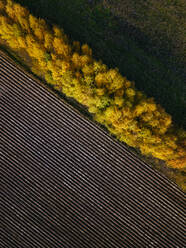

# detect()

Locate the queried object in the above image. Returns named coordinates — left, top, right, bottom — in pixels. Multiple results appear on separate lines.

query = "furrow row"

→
left=0, top=72, right=185, bottom=212
left=1, top=109, right=185, bottom=231
left=1, top=121, right=185, bottom=247
left=0, top=54, right=182, bottom=196
left=0, top=53, right=185, bottom=248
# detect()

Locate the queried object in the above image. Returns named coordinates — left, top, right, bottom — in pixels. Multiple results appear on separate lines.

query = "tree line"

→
left=0, top=0, right=185, bottom=169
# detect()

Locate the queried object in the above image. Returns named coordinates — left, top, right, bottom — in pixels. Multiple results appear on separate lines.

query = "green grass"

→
left=15, top=0, right=186, bottom=129
left=103, top=0, right=186, bottom=66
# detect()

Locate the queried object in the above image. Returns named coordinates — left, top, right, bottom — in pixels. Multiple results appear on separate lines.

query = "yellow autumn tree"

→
left=44, top=31, right=53, bottom=51
left=0, top=0, right=185, bottom=170
left=0, top=0, right=5, bottom=11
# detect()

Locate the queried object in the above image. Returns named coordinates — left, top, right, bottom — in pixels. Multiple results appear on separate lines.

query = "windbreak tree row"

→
left=0, top=0, right=185, bottom=169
